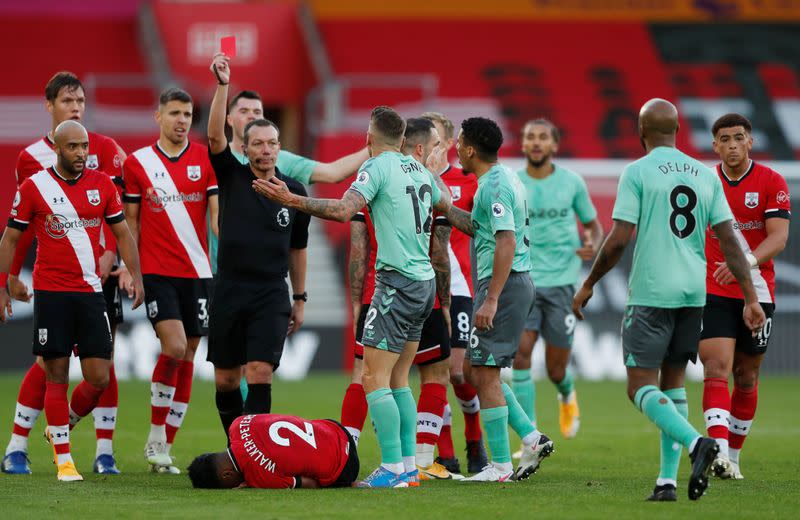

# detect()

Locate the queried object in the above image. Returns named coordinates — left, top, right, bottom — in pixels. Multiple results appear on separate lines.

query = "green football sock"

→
left=366, top=388, right=402, bottom=464
left=482, top=406, right=511, bottom=464
left=554, top=367, right=574, bottom=400
left=391, top=387, right=417, bottom=458
left=659, top=387, right=688, bottom=483
left=634, top=385, right=700, bottom=450
left=512, top=369, right=536, bottom=426
left=501, top=383, right=536, bottom=439
left=239, top=378, right=249, bottom=401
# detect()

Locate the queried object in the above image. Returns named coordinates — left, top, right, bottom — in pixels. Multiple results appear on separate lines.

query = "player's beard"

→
left=62, top=157, right=85, bottom=177
left=526, top=152, right=551, bottom=169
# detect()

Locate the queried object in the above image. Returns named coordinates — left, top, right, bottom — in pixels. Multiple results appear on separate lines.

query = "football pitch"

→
left=2, top=373, right=798, bottom=519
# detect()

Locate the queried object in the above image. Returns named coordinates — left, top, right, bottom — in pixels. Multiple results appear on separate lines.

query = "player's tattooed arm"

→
left=446, top=206, right=474, bottom=236
left=349, top=219, right=369, bottom=324
left=431, top=224, right=452, bottom=309
left=573, top=219, right=635, bottom=319
left=252, top=177, right=366, bottom=222
left=309, top=148, right=370, bottom=184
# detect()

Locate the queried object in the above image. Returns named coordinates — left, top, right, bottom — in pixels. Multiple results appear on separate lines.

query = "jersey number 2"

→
left=268, top=420, right=317, bottom=449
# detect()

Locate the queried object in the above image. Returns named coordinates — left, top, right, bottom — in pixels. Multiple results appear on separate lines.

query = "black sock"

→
left=215, top=389, right=243, bottom=441
left=243, top=383, right=271, bottom=415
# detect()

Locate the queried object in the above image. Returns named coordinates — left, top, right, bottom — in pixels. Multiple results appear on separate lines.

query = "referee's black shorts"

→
left=207, top=276, right=291, bottom=370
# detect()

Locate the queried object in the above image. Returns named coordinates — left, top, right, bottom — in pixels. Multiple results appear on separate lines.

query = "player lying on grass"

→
left=188, top=414, right=358, bottom=489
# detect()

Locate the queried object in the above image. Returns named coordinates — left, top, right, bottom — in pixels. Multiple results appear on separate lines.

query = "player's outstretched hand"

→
left=288, top=301, right=305, bottom=336
left=130, top=275, right=145, bottom=310
left=575, top=230, right=597, bottom=261
left=210, top=52, right=231, bottom=85
left=253, top=177, right=295, bottom=206
left=743, top=301, right=766, bottom=336
left=713, top=261, right=736, bottom=285
left=0, top=289, right=12, bottom=323
left=474, top=298, right=497, bottom=331
left=572, top=283, right=593, bottom=320
left=8, top=275, right=32, bottom=303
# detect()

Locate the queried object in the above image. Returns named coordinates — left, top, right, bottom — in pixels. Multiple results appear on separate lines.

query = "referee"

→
left=206, top=53, right=311, bottom=438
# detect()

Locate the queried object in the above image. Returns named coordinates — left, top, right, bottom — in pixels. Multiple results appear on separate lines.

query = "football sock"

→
left=149, top=354, right=180, bottom=442
left=6, top=363, right=46, bottom=455
left=501, top=383, right=537, bottom=442
left=415, top=383, right=447, bottom=467
left=93, top=365, right=118, bottom=457
left=703, top=377, right=731, bottom=457
left=45, top=382, right=72, bottom=465
left=658, top=387, right=688, bottom=486
left=366, top=388, right=402, bottom=467
left=340, top=383, right=367, bottom=446
left=239, top=378, right=249, bottom=401
left=512, top=369, right=536, bottom=426
left=392, top=387, right=417, bottom=470
left=68, top=381, right=105, bottom=427
left=634, top=385, right=700, bottom=450
left=729, top=383, right=758, bottom=457
left=481, top=406, right=511, bottom=464
left=243, top=383, right=271, bottom=415
left=436, top=403, right=455, bottom=459
left=215, top=389, right=243, bottom=440
left=554, top=368, right=574, bottom=400
left=166, top=360, right=194, bottom=452
left=453, top=382, right=483, bottom=442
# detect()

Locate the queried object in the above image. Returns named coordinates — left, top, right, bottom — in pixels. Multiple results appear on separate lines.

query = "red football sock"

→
left=453, top=382, right=482, bottom=442
left=437, top=403, right=455, bottom=459
left=68, top=381, right=105, bottom=428
left=729, top=384, right=758, bottom=450
left=340, top=383, right=367, bottom=444
left=416, top=383, right=447, bottom=445
left=94, top=365, right=118, bottom=443
left=703, top=377, right=731, bottom=444
left=45, top=382, right=72, bottom=463
left=11, top=363, right=47, bottom=438
left=150, top=354, right=180, bottom=427
left=166, top=361, right=194, bottom=445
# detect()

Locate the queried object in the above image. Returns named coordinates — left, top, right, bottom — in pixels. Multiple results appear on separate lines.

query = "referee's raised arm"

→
left=208, top=53, right=230, bottom=155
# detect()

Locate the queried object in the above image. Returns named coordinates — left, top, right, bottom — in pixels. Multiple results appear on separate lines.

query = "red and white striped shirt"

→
left=441, top=165, right=478, bottom=297
left=8, top=167, right=124, bottom=293
left=122, top=142, right=218, bottom=279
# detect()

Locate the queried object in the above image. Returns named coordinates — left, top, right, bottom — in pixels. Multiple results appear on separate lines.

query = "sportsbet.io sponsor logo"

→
left=45, top=214, right=101, bottom=239
left=145, top=187, right=203, bottom=212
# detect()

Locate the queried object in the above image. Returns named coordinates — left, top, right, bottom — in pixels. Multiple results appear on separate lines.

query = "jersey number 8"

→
left=669, top=185, right=697, bottom=239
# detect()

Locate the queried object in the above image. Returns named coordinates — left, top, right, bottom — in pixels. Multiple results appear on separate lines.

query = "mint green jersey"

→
left=612, top=146, right=732, bottom=308
left=518, top=165, right=597, bottom=287
left=472, top=164, right=531, bottom=281
left=349, top=151, right=441, bottom=281
left=208, top=148, right=319, bottom=273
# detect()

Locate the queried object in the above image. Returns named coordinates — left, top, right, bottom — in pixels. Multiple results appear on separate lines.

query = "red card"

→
left=221, top=36, right=236, bottom=58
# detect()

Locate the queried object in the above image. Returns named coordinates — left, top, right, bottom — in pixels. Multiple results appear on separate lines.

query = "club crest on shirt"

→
left=744, top=192, right=759, bottom=209
left=86, top=189, right=101, bottom=206
left=451, top=186, right=462, bottom=201
left=38, top=328, right=48, bottom=345
left=147, top=301, right=158, bottom=318
left=187, top=165, right=201, bottom=181
left=86, top=154, right=99, bottom=170
left=277, top=208, right=290, bottom=227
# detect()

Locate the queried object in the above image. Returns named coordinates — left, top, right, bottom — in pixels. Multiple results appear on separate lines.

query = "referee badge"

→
left=277, top=208, right=290, bottom=227
left=744, top=192, right=759, bottom=209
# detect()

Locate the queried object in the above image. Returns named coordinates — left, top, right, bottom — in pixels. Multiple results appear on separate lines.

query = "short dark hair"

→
left=45, top=72, right=83, bottom=102
left=461, top=117, right=503, bottom=162
left=404, top=117, right=436, bottom=147
left=159, top=87, right=193, bottom=107
left=523, top=118, right=560, bottom=143
left=370, top=106, right=406, bottom=143
left=712, top=113, right=752, bottom=137
left=229, top=90, right=263, bottom=112
left=243, top=119, right=279, bottom=145
left=421, top=112, right=454, bottom=140
left=187, top=453, right=224, bottom=489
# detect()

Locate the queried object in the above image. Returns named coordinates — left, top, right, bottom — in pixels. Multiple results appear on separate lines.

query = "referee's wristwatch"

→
left=293, top=292, right=308, bottom=302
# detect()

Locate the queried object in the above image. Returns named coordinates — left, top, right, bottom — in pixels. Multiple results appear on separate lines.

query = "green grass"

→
left=1, top=373, right=798, bottom=519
